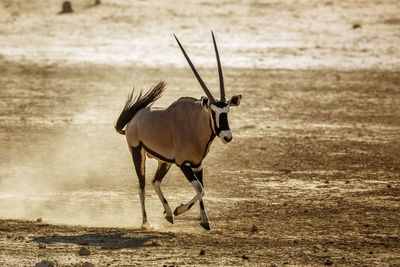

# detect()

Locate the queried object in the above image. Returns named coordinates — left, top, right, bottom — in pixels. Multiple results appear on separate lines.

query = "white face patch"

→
left=210, top=104, right=230, bottom=128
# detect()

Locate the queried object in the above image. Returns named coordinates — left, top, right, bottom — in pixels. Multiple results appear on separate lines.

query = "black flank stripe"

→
left=140, top=142, right=175, bottom=164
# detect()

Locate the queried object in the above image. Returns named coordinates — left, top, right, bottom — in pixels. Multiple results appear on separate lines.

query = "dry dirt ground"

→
left=1, top=0, right=400, bottom=266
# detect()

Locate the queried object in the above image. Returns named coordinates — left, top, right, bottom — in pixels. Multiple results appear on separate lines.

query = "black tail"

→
left=115, top=81, right=166, bottom=135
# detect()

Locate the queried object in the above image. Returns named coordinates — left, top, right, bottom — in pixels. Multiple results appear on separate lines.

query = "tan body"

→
left=115, top=33, right=242, bottom=230
left=126, top=97, right=214, bottom=167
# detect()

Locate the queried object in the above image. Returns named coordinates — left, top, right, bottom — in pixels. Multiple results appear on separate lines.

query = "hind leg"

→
left=130, top=144, right=150, bottom=229
left=152, top=161, right=173, bottom=224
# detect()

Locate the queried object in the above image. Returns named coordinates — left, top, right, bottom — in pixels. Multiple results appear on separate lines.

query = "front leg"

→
left=173, top=166, right=204, bottom=216
left=176, top=163, right=210, bottom=230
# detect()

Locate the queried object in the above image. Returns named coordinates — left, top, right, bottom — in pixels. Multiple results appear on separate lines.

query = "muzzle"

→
left=219, top=130, right=233, bottom=144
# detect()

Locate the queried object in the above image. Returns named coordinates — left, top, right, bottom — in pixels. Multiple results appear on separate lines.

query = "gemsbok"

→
left=115, top=32, right=242, bottom=230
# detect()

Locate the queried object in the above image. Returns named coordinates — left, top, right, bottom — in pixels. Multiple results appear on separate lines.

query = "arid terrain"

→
left=1, top=0, right=400, bottom=266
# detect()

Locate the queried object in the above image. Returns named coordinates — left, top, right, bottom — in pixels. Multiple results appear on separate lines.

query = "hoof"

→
left=173, top=204, right=183, bottom=216
left=173, top=208, right=179, bottom=216
left=141, top=222, right=152, bottom=230
left=165, top=215, right=174, bottom=224
left=200, top=222, right=210, bottom=231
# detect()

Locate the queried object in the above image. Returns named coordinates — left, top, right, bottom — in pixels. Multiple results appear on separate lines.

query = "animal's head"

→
left=174, top=32, right=242, bottom=144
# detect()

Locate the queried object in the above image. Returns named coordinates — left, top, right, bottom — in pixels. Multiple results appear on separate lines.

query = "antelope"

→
left=115, top=32, right=242, bottom=230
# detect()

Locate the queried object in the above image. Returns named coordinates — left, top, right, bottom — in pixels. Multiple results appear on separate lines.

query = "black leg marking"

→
left=180, top=163, right=197, bottom=182
left=180, top=164, right=210, bottom=230
left=152, top=162, right=173, bottom=224
left=188, top=203, right=194, bottom=210
left=131, top=145, right=145, bottom=190
left=194, top=169, right=204, bottom=187
left=131, top=145, right=148, bottom=227
left=152, top=162, right=171, bottom=183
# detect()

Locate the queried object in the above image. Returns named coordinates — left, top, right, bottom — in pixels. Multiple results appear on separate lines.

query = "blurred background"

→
left=0, top=1, right=399, bottom=265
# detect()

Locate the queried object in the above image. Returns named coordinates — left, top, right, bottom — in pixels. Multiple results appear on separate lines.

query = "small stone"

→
left=36, top=218, right=43, bottom=222
left=242, top=255, right=249, bottom=260
left=250, top=224, right=259, bottom=232
left=369, top=251, right=373, bottom=254
left=60, top=1, right=73, bottom=14
left=353, top=24, right=361, bottom=29
left=387, top=184, right=392, bottom=188
left=150, top=240, right=160, bottom=246
left=199, top=249, right=205, bottom=255
left=83, top=261, right=95, bottom=267
left=35, top=260, right=55, bottom=267
left=324, top=259, right=333, bottom=265
left=283, top=202, right=288, bottom=206
left=79, top=247, right=91, bottom=256
left=38, top=243, right=46, bottom=249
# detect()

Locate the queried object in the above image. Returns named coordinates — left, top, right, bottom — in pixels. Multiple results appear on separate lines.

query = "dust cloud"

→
left=0, top=112, right=167, bottom=228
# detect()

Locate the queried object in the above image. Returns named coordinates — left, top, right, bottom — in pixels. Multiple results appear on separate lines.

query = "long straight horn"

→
left=211, top=31, right=225, bottom=102
left=174, top=34, right=216, bottom=103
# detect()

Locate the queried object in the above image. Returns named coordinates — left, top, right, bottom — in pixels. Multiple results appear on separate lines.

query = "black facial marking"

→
left=211, top=110, right=219, bottom=135
left=214, top=101, right=228, bottom=108
left=219, top=112, right=230, bottom=131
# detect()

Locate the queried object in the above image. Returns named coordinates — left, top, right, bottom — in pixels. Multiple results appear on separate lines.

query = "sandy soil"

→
left=1, top=0, right=400, bottom=266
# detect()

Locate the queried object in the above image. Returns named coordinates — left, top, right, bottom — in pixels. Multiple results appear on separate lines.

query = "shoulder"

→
left=167, top=97, right=200, bottom=109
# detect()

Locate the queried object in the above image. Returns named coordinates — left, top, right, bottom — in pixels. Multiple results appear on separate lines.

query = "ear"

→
left=200, top=96, right=210, bottom=110
left=228, top=94, right=242, bottom=106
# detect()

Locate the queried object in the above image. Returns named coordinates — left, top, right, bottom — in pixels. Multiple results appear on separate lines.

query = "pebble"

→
left=199, top=249, right=205, bottom=255
left=250, top=224, right=259, bottom=232
left=324, top=259, right=333, bottom=265
left=242, top=255, right=249, bottom=260
left=83, top=261, right=95, bottom=267
left=36, top=218, right=43, bottom=223
left=79, top=247, right=91, bottom=256
left=35, top=260, right=55, bottom=267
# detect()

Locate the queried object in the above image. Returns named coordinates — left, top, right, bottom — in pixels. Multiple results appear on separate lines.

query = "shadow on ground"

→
left=32, top=231, right=175, bottom=250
